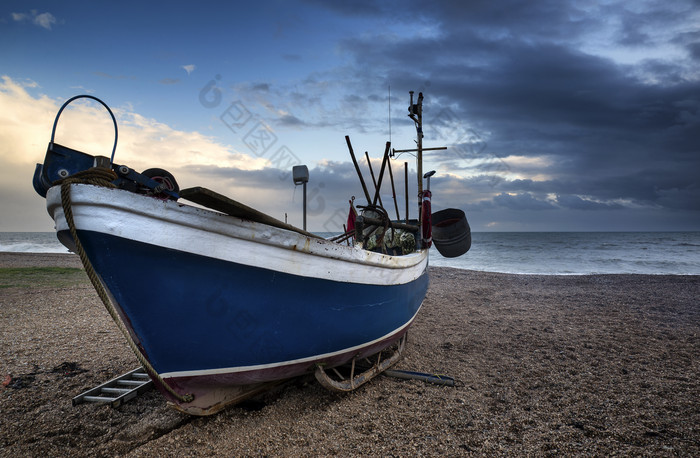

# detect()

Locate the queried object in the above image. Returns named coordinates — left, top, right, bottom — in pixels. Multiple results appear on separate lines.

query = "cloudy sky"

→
left=1, top=0, right=698, bottom=232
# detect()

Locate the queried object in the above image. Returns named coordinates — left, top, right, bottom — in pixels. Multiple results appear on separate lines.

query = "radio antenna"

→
left=388, top=85, right=392, bottom=147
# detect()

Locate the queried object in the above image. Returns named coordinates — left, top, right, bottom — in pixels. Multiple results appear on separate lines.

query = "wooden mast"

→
left=395, top=91, right=446, bottom=246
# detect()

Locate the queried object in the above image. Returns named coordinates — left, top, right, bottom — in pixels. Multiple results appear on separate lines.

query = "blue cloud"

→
left=12, top=10, right=57, bottom=30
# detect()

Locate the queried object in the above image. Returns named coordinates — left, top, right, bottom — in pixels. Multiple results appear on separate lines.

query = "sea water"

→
left=0, top=232, right=70, bottom=254
left=2, top=232, right=699, bottom=275
left=429, top=232, right=700, bottom=275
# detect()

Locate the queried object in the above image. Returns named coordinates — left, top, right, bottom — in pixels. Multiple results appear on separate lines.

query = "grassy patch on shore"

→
left=0, top=267, right=88, bottom=289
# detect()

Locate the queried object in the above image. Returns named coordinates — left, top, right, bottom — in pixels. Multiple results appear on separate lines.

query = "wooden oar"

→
left=180, top=187, right=321, bottom=239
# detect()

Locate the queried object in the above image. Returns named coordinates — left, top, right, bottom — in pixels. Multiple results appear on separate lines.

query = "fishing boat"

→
left=32, top=92, right=470, bottom=415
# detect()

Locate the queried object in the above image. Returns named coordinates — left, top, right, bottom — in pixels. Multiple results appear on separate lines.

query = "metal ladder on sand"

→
left=72, top=367, right=153, bottom=408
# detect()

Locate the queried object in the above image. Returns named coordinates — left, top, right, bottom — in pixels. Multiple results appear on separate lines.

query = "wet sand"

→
left=1, top=253, right=698, bottom=456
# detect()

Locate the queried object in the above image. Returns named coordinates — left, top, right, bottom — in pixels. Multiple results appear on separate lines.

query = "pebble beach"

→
left=1, top=252, right=699, bottom=456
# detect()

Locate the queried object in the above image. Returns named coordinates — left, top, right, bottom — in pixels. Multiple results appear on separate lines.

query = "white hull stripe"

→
left=47, top=185, right=428, bottom=286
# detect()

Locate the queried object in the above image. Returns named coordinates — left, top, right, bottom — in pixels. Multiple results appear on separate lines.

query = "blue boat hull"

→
left=69, top=228, right=428, bottom=375
left=46, top=184, right=430, bottom=413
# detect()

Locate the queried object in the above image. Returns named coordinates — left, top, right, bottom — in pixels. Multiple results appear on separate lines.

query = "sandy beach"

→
left=1, top=252, right=698, bottom=456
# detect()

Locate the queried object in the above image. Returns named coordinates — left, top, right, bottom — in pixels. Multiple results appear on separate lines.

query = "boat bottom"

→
left=161, top=330, right=410, bottom=415
left=166, top=379, right=290, bottom=416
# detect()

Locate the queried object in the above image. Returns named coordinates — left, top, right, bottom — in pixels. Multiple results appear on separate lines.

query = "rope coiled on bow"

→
left=57, top=168, right=194, bottom=403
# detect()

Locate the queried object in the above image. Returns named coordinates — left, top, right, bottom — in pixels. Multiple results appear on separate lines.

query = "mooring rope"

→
left=58, top=168, right=194, bottom=403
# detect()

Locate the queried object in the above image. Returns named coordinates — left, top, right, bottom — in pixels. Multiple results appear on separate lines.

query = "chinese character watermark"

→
left=199, top=76, right=336, bottom=225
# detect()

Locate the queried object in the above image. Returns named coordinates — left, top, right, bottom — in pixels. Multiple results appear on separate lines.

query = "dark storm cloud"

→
left=251, top=83, right=271, bottom=92
left=303, top=0, right=397, bottom=16
left=493, top=192, right=557, bottom=211
left=276, top=113, right=306, bottom=127
left=555, top=195, right=624, bottom=211
left=685, top=41, right=700, bottom=60
left=325, top=0, right=699, bottom=224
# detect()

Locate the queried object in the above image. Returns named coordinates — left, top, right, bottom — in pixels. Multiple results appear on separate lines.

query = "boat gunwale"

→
left=47, top=184, right=429, bottom=285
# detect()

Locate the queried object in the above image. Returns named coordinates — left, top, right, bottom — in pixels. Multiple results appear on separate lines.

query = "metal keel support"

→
left=314, top=335, right=406, bottom=392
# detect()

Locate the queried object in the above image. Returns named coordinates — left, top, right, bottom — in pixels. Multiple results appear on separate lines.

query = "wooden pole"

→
left=302, top=182, right=307, bottom=231
left=364, top=151, right=384, bottom=208
left=387, top=158, right=400, bottom=220
left=404, top=162, right=409, bottom=224
left=392, top=146, right=446, bottom=153
left=415, top=93, right=423, bottom=227
left=372, top=142, right=391, bottom=206
left=345, top=136, right=372, bottom=205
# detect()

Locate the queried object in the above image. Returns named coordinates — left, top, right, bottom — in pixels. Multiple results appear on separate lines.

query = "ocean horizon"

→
left=1, top=231, right=699, bottom=276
